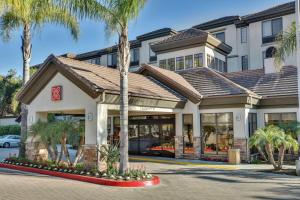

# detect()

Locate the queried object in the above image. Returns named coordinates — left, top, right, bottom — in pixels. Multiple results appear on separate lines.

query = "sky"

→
left=0, top=0, right=292, bottom=75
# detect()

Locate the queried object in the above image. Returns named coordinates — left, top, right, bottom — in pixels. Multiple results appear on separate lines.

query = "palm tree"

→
left=67, top=0, right=147, bottom=173
left=274, top=22, right=296, bottom=67
left=0, top=0, right=80, bottom=158
left=249, top=125, right=298, bottom=170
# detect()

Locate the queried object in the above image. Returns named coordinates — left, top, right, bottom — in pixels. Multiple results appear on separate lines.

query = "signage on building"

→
left=51, top=85, right=62, bottom=101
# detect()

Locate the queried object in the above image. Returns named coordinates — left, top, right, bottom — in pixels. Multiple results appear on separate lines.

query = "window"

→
left=107, top=53, right=117, bottom=68
left=194, top=53, right=203, bottom=67
left=149, top=43, right=157, bottom=62
left=248, top=113, right=257, bottom=137
left=185, top=55, right=193, bottom=69
left=183, top=114, right=193, bottom=154
left=207, top=54, right=213, bottom=68
left=213, top=32, right=225, bottom=42
left=207, top=55, right=226, bottom=72
left=262, top=18, right=282, bottom=43
left=176, top=56, right=184, bottom=70
left=241, top=55, right=248, bottom=71
left=130, top=48, right=139, bottom=64
left=86, top=57, right=101, bottom=65
left=201, top=113, right=234, bottom=155
left=265, top=46, right=277, bottom=58
left=167, top=58, right=175, bottom=71
left=241, top=27, right=247, bottom=43
left=265, top=113, right=297, bottom=126
left=159, top=59, right=167, bottom=69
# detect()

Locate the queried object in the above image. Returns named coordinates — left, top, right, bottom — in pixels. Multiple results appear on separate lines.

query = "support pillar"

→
left=175, top=113, right=183, bottom=158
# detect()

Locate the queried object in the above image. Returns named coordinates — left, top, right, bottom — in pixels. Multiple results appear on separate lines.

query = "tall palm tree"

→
left=275, top=22, right=296, bottom=67
left=0, top=0, right=80, bottom=158
left=68, top=0, right=147, bottom=173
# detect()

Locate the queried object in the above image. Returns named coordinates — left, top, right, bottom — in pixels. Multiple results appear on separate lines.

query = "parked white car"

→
left=0, top=135, right=21, bottom=148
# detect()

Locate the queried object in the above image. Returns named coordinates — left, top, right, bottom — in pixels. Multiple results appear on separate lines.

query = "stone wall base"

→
left=233, top=138, right=249, bottom=162
left=83, top=145, right=98, bottom=169
left=25, top=135, right=48, bottom=161
left=174, top=136, right=183, bottom=159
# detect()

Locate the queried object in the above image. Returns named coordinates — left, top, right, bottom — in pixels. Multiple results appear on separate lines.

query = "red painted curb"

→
left=0, top=163, right=160, bottom=187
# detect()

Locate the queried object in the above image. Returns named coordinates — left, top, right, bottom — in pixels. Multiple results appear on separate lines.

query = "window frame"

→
left=213, top=31, right=225, bottom=43
left=262, top=17, right=283, bottom=44
left=194, top=53, right=203, bottom=68
left=176, top=56, right=184, bottom=71
left=264, top=112, right=297, bottom=126
left=241, top=55, right=248, bottom=71
left=241, top=27, right=247, bottom=43
left=185, top=55, right=193, bottom=69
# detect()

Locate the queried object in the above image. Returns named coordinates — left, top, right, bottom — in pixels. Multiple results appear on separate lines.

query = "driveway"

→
left=0, top=160, right=299, bottom=200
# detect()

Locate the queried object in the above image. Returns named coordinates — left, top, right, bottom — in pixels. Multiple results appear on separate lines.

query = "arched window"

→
left=265, top=47, right=277, bottom=58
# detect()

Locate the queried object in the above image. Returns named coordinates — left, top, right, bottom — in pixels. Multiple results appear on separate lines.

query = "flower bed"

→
left=0, top=158, right=160, bottom=187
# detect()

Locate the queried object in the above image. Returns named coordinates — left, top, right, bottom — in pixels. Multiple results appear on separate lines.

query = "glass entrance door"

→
left=126, top=115, right=175, bottom=157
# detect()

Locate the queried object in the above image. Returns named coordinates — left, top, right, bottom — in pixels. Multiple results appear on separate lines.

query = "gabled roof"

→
left=193, top=16, right=240, bottom=30
left=223, top=66, right=298, bottom=98
left=150, top=28, right=232, bottom=55
left=177, top=67, right=260, bottom=99
left=138, top=64, right=202, bottom=103
left=17, top=55, right=186, bottom=104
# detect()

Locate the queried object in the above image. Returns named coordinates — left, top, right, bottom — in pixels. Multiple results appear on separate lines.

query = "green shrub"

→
left=0, top=124, right=20, bottom=136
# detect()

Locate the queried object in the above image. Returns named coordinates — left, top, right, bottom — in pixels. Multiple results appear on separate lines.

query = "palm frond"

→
left=274, top=21, right=296, bottom=68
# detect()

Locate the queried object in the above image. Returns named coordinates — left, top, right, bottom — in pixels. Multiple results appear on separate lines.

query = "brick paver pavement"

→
left=0, top=161, right=300, bottom=200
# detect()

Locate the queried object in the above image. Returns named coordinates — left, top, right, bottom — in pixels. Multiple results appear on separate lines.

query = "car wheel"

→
left=3, top=142, right=10, bottom=148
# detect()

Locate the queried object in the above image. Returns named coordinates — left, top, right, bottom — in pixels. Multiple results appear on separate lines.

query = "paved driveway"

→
left=0, top=160, right=299, bottom=200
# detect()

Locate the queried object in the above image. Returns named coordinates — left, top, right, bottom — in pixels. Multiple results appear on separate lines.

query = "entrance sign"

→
left=51, top=85, right=62, bottom=101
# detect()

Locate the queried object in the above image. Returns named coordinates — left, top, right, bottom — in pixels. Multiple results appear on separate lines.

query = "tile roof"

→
left=223, top=66, right=298, bottom=98
left=54, top=56, right=185, bottom=101
left=193, top=16, right=240, bottom=30
left=177, top=67, right=258, bottom=98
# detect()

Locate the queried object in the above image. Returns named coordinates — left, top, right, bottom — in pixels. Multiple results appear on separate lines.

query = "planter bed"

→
left=0, top=162, right=160, bottom=187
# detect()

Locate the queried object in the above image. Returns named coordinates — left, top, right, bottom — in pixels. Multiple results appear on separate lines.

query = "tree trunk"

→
left=47, top=142, right=57, bottom=161
left=257, top=146, right=268, bottom=161
left=118, top=26, right=130, bottom=174
left=73, top=136, right=85, bottom=166
left=61, top=135, right=72, bottom=166
left=19, top=23, right=32, bottom=158
left=56, top=143, right=64, bottom=164
left=277, top=145, right=285, bottom=170
left=265, top=143, right=278, bottom=170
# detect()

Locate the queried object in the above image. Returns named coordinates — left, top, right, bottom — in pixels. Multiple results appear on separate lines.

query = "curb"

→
left=0, top=163, right=160, bottom=187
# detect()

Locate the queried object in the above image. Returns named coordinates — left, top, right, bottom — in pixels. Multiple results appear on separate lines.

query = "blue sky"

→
left=0, top=0, right=292, bottom=75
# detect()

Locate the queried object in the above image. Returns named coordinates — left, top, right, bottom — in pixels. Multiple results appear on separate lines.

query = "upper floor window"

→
left=159, top=59, right=166, bottom=69
left=241, top=55, right=248, bottom=71
left=107, top=53, right=117, bottom=68
left=149, top=43, right=157, bottom=62
left=213, top=32, right=225, bottom=43
left=262, top=18, right=282, bottom=44
left=241, top=27, right=247, bottom=43
left=167, top=58, right=175, bottom=71
left=176, top=57, right=184, bottom=70
left=194, top=53, right=203, bottom=68
left=207, top=54, right=226, bottom=72
left=185, top=55, right=193, bottom=69
left=86, top=57, right=101, bottom=65
left=265, top=46, right=277, bottom=58
left=130, top=48, right=140, bottom=62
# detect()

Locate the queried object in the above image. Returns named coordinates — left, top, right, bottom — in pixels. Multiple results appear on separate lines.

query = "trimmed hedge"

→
left=0, top=125, right=21, bottom=136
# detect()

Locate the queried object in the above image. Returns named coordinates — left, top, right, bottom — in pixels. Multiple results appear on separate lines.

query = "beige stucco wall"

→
left=27, top=72, right=98, bottom=145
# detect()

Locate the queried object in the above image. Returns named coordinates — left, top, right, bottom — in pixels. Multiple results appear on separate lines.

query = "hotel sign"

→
left=51, top=85, right=62, bottom=101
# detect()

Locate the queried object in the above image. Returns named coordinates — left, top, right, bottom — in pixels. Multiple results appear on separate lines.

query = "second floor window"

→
left=194, top=53, right=203, bottom=68
left=176, top=57, right=184, bottom=70
left=241, top=55, right=248, bottom=71
left=213, top=32, right=225, bottom=43
left=241, top=27, right=247, bottom=43
left=159, top=59, right=166, bottom=69
left=167, top=58, right=175, bottom=71
left=185, top=55, right=193, bottom=69
left=262, top=18, right=282, bottom=44
left=130, top=48, right=139, bottom=63
left=107, top=53, right=117, bottom=67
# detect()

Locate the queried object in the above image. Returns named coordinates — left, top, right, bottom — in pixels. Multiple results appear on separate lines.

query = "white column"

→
left=193, top=111, right=201, bottom=137
left=97, top=103, right=108, bottom=146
